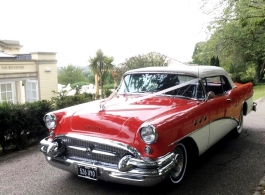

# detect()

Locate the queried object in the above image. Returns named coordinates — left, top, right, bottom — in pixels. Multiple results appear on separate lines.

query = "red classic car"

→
left=40, top=65, right=257, bottom=186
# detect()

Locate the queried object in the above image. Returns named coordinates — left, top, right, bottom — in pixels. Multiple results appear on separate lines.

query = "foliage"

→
left=71, top=81, right=91, bottom=89
left=88, top=49, right=114, bottom=98
left=192, top=42, right=209, bottom=65
left=104, top=88, right=113, bottom=97
left=58, top=64, right=86, bottom=85
left=104, top=83, right=115, bottom=89
left=229, top=62, right=255, bottom=83
left=210, top=56, right=220, bottom=66
left=51, top=91, right=94, bottom=110
left=112, top=52, right=171, bottom=86
left=197, top=0, right=265, bottom=83
left=253, top=82, right=265, bottom=100
left=0, top=100, right=54, bottom=153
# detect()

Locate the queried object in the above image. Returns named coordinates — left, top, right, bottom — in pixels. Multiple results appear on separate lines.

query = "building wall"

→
left=0, top=52, right=58, bottom=103
left=31, top=52, right=58, bottom=101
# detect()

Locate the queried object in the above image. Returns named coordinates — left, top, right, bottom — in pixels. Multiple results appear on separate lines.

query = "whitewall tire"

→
left=170, top=143, right=188, bottom=184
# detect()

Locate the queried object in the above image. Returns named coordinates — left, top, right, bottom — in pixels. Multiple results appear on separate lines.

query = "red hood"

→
left=59, top=95, right=193, bottom=143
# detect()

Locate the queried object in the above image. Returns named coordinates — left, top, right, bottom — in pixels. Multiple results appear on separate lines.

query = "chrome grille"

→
left=60, top=136, right=130, bottom=166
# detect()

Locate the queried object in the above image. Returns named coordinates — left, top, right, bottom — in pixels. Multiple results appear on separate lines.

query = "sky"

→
left=1, top=0, right=212, bottom=67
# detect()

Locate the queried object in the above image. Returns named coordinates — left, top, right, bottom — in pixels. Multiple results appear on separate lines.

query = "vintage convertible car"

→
left=40, top=65, right=257, bottom=186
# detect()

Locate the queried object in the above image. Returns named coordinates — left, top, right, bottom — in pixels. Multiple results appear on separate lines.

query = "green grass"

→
left=254, top=84, right=265, bottom=100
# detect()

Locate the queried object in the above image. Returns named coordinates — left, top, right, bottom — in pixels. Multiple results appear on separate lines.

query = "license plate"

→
left=77, top=165, right=97, bottom=180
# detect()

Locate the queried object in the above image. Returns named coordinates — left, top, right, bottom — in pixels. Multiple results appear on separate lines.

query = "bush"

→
left=104, top=88, right=113, bottom=97
left=52, top=91, right=94, bottom=110
left=0, top=100, right=54, bottom=153
left=229, top=63, right=255, bottom=84
left=104, top=83, right=115, bottom=89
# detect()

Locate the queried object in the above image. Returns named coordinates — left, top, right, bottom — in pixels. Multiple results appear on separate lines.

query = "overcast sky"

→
left=1, top=0, right=211, bottom=67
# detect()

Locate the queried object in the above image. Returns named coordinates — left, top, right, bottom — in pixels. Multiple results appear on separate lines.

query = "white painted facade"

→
left=0, top=40, right=58, bottom=103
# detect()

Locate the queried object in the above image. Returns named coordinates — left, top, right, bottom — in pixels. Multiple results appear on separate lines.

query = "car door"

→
left=203, top=76, right=237, bottom=148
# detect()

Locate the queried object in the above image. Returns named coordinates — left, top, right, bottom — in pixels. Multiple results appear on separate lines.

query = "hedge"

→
left=0, top=100, right=54, bottom=153
left=0, top=93, right=95, bottom=153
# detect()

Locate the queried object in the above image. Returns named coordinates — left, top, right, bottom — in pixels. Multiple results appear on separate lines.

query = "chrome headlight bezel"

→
left=43, top=113, right=57, bottom=130
left=139, top=123, right=158, bottom=144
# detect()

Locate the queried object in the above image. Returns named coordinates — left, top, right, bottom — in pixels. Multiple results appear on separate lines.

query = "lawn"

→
left=253, top=83, right=265, bottom=100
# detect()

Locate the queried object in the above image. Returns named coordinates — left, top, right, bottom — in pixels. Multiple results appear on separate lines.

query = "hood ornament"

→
left=99, top=89, right=118, bottom=111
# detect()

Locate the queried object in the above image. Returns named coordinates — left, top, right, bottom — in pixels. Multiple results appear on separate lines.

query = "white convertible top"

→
left=125, top=65, right=235, bottom=88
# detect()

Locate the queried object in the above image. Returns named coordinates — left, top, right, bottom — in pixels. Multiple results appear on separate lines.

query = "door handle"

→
left=227, top=98, right=231, bottom=102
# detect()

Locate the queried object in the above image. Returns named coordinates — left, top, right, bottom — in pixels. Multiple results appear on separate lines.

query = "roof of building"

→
left=0, top=52, right=16, bottom=58
left=0, top=40, right=22, bottom=49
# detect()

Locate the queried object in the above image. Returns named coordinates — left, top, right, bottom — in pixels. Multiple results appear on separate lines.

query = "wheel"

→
left=170, top=143, right=188, bottom=184
left=231, top=108, right=244, bottom=137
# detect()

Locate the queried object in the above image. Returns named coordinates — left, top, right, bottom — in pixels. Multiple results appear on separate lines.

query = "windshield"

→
left=117, top=73, right=205, bottom=99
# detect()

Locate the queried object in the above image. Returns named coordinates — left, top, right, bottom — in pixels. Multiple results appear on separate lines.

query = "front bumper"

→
left=40, top=137, right=175, bottom=186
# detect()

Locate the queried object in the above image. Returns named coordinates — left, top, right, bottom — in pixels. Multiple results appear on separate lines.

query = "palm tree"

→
left=89, top=49, right=114, bottom=98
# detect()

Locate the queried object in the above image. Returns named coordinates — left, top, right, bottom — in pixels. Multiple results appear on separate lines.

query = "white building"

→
left=0, top=40, right=58, bottom=103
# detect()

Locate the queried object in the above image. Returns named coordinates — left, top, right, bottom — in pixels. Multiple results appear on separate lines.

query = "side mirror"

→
left=207, top=91, right=215, bottom=100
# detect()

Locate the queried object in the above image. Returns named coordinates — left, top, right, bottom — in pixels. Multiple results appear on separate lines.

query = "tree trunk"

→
left=255, top=59, right=265, bottom=84
left=95, top=74, right=99, bottom=98
left=99, top=72, right=103, bottom=99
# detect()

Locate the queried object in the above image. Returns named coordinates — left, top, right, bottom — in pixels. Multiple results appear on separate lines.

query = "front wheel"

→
left=170, top=143, right=187, bottom=184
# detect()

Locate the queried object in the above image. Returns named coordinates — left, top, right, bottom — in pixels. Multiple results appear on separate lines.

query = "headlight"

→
left=43, top=113, right=57, bottom=129
left=139, top=124, right=158, bottom=144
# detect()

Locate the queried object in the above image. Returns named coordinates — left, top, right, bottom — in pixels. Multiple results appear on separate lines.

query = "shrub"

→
left=52, top=91, right=94, bottom=110
left=0, top=100, right=54, bottom=153
left=104, top=83, right=115, bottom=89
left=229, top=63, right=255, bottom=84
left=104, top=88, right=113, bottom=97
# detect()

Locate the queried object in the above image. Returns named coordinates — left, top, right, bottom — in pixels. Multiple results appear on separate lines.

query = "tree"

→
left=112, top=52, right=172, bottom=84
left=210, top=56, right=220, bottom=66
left=89, top=49, right=114, bottom=98
left=201, top=0, right=265, bottom=83
left=58, top=64, right=86, bottom=85
left=192, top=42, right=211, bottom=65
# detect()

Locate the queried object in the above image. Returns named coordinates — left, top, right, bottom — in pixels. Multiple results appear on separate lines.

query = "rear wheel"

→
left=170, top=143, right=187, bottom=184
left=232, top=108, right=244, bottom=137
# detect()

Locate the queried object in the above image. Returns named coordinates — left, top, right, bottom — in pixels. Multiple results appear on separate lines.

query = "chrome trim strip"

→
left=68, top=146, right=86, bottom=151
left=67, top=146, right=117, bottom=156
left=92, top=149, right=117, bottom=157
left=109, top=173, right=145, bottom=181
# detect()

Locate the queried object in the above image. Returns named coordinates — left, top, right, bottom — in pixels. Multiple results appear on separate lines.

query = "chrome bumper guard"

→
left=253, top=102, right=257, bottom=112
left=40, top=137, right=176, bottom=186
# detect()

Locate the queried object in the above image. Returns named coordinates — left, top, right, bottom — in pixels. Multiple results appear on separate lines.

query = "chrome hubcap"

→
left=171, top=148, right=184, bottom=178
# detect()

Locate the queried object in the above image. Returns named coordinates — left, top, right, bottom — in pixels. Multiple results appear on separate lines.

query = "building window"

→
left=25, top=80, right=38, bottom=102
left=0, top=83, right=14, bottom=103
